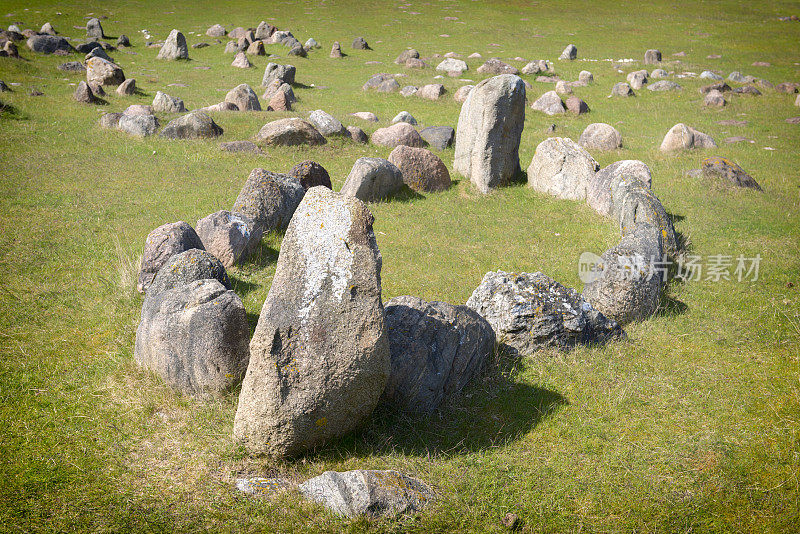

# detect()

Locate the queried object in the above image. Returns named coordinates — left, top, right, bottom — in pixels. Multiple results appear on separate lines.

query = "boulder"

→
left=288, top=160, right=332, bottom=190
left=648, top=80, right=682, bottom=91
left=201, top=101, right=239, bottom=112
left=160, top=111, right=223, bottom=139
left=700, top=71, right=723, bottom=81
left=245, top=39, right=265, bottom=56
left=651, top=68, right=668, bottom=78
left=2, top=41, right=18, bottom=57
left=231, top=51, right=252, bottom=68
left=352, top=36, right=369, bottom=49
left=659, top=123, right=716, bottom=152
left=395, top=48, right=420, bottom=65
left=207, top=24, right=226, bottom=37
left=118, top=114, right=159, bottom=137
left=704, top=89, right=726, bottom=107
left=586, top=160, right=652, bottom=217
left=400, top=85, right=418, bottom=97
left=146, top=248, right=231, bottom=298
left=627, top=70, right=648, bottom=90
left=578, top=123, right=622, bottom=151
left=521, top=62, right=542, bottom=75
left=383, top=296, right=495, bottom=414
left=531, top=90, right=565, bottom=115
left=287, top=44, right=306, bottom=57
left=224, top=41, right=242, bottom=54
left=392, top=111, right=417, bottom=125
left=371, top=122, right=425, bottom=148
left=351, top=111, right=378, bottom=122
left=330, top=41, right=342, bottom=58
left=610, top=82, right=634, bottom=97
left=417, top=83, right=445, bottom=100
left=727, top=71, right=747, bottom=83
left=268, top=90, right=292, bottom=111
left=555, top=80, right=572, bottom=95
left=644, top=49, right=661, bottom=64
left=137, top=221, right=205, bottom=293
left=135, top=279, right=249, bottom=396
left=152, top=91, right=186, bottom=113
left=404, top=57, right=425, bottom=69
left=262, top=80, right=296, bottom=103
left=254, top=21, right=275, bottom=41
left=85, top=57, right=125, bottom=88
left=228, top=28, right=247, bottom=40
left=74, top=81, right=97, bottom=104
left=340, top=157, right=404, bottom=202
left=40, top=22, right=56, bottom=36
left=232, top=168, right=305, bottom=233
left=85, top=46, right=111, bottom=61
left=566, top=96, right=589, bottom=114
left=466, top=271, right=624, bottom=356
left=362, top=73, right=394, bottom=91
left=419, top=126, right=455, bottom=150
left=476, top=58, right=519, bottom=75
left=347, top=126, right=368, bottom=144
left=157, top=29, right=189, bottom=60
left=86, top=18, right=104, bottom=39
left=196, top=211, right=263, bottom=267
left=303, top=38, right=319, bottom=50
left=453, top=74, right=526, bottom=193
left=732, top=86, right=761, bottom=96
left=579, top=70, right=593, bottom=84
left=699, top=81, right=731, bottom=94
left=453, top=84, right=473, bottom=102
left=388, top=145, right=451, bottom=192
left=559, top=44, right=577, bottom=60
left=527, top=137, right=599, bottom=200
left=701, top=156, right=762, bottom=190
left=262, top=63, right=296, bottom=86
left=308, top=109, right=347, bottom=136
left=225, top=83, right=261, bottom=111
left=776, top=82, right=800, bottom=94
left=116, top=78, right=136, bottom=96
left=116, top=35, right=130, bottom=47
left=233, top=187, right=389, bottom=457
left=255, top=118, right=326, bottom=147
left=98, top=112, right=123, bottom=129
left=436, top=58, right=468, bottom=75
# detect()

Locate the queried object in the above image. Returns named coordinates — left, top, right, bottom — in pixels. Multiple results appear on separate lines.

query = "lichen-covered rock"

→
left=146, top=248, right=231, bottom=298
left=609, top=175, right=678, bottom=259
left=308, top=109, right=347, bottom=136
left=299, top=470, right=435, bottom=519
left=231, top=51, right=252, bottom=68
left=578, top=123, right=623, bottom=151
left=262, top=63, right=296, bottom=86
left=255, top=118, right=326, bottom=147
left=137, top=221, right=205, bottom=293
left=262, top=80, right=296, bottom=103
left=225, top=83, right=261, bottom=111
left=99, top=112, right=123, bottom=129
left=156, top=29, right=189, bottom=60
left=153, top=90, right=186, bottom=113
left=417, top=83, right=445, bottom=100
left=579, top=70, right=593, bottom=84
left=648, top=80, right=682, bottom=92
left=232, top=168, right=305, bottom=233
left=387, top=145, right=451, bottom=192
left=610, top=82, right=634, bottom=97
left=74, top=81, right=97, bottom=103
left=419, top=126, right=455, bottom=150
left=288, top=160, right=332, bottom=191
left=476, top=58, right=519, bottom=75
left=627, top=70, right=648, bottom=90
left=118, top=113, right=159, bottom=137
left=116, top=78, right=136, bottom=96
left=330, top=41, right=343, bottom=58
left=395, top=48, right=420, bottom=65
left=383, top=296, right=495, bottom=414
left=701, top=156, right=762, bottom=190
left=86, top=57, right=125, bottom=87
left=371, top=122, right=425, bottom=148
left=254, top=21, right=275, bottom=41
left=134, top=279, right=249, bottom=396
left=466, top=271, right=624, bottom=356
left=586, top=160, right=652, bottom=217
left=340, top=157, right=404, bottom=202
left=206, top=24, right=226, bottom=37
left=436, top=58, right=468, bottom=75
left=704, top=89, right=726, bottom=107
left=233, top=187, right=389, bottom=457
left=527, top=137, right=599, bottom=201
left=559, top=44, right=577, bottom=60
left=453, top=74, right=526, bottom=193
left=531, top=90, right=565, bottom=115
left=196, top=210, right=263, bottom=267
left=247, top=40, right=266, bottom=56
left=160, top=111, right=223, bottom=139
left=86, top=18, right=104, bottom=39
left=644, top=49, right=661, bottom=64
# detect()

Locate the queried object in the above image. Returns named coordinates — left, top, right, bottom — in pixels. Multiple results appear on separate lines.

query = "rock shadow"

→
left=386, top=185, right=425, bottom=203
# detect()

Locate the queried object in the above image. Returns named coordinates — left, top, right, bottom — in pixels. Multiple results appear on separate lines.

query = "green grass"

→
left=1, top=0, right=799, bottom=531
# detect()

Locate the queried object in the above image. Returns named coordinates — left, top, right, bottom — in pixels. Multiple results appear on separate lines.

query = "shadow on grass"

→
left=0, top=102, right=29, bottom=120
left=386, top=185, right=425, bottom=203
left=245, top=240, right=280, bottom=269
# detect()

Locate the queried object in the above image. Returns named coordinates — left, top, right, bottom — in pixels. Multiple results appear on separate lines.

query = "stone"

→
left=417, top=84, right=445, bottom=100
left=419, top=126, right=455, bottom=150
left=477, top=58, right=519, bottom=75
left=700, top=71, right=724, bottom=81
left=776, top=82, right=800, bottom=93
left=118, top=114, right=159, bottom=137
left=436, top=58, right=468, bottom=75
left=86, top=17, right=103, bottom=39
left=611, top=175, right=677, bottom=259
left=521, top=62, right=542, bottom=75
left=40, top=22, right=56, bottom=36
left=232, top=168, right=305, bottom=233
left=228, top=28, right=247, bottom=40
left=659, top=123, right=716, bottom=151
left=701, top=156, right=762, bottom=190
left=233, top=188, right=389, bottom=457
left=330, top=41, right=342, bottom=58
left=699, top=81, right=731, bottom=94
left=304, top=38, right=319, bottom=50
left=468, top=52, right=482, bottom=59
left=503, top=513, right=522, bottom=530
left=26, top=34, right=72, bottom=54
left=579, top=123, right=623, bottom=151
left=362, top=73, right=393, bottom=91
left=559, top=44, right=577, bottom=60
left=298, top=470, right=434, bottom=519
left=527, top=137, right=599, bottom=201
left=371, top=122, right=424, bottom=148
left=201, top=101, right=239, bottom=112
left=134, top=279, right=249, bottom=396
left=124, top=104, right=154, bottom=116
left=586, top=160, right=652, bottom=217
left=231, top=51, right=252, bottom=68
left=454, top=74, right=526, bottom=193
left=648, top=80, right=682, bottom=91
left=196, top=211, right=262, bottom=267
left=152, top=91, right=186, bottom=113
left=220, top=140, right=261, bottom=153
left=566, top=96, right=589, bottom=114
left=3, top=41, right=19, bottom=58
left=377, top=79, right=400, bottom=93
left=146, top=248, right=231, bottom=297
left=268, top=90, right=292, bottom=111
left=224, top=41, right=242, bottom=54
left=288, top=44, right=306, bottom=57
left=157, top=29, right=189, bottom=60
left=352, top=36, right=369, bottom=49
left=388, top=145, right=451, bottom=192
left=245, top=40, right=264, bottom=56
left=732, top=86, right=761, bottom=96
left=383, top=295, right=495, bottom=414
left=255, top=118, right=326, bottom=147
left=160, top=111, right=223, bottom=139
left=400, top=85, right=418, bottom=97
left=288, top=160, right=332, bottom=190
left=704, top=89, right=726, bottom=107
left=395, top=49, right=420, bottom=65
left=531, top=90, right=565, bottom=115
left=98, top=112, right=123, bottom=129
left=610, top=82, right=634, bottom=97
left=453, top=84, right=473, bottom=103
left=627, top=70, right=648, bottom=90
left=262, top=80, right=296, bottom=103
left=727, top=71, right=747, bottom=83
left=85, top=46, right=111, bottom=62
left=137, top=221, right=205, bottom=293
left=236, top=478, right=293, bottom=498
left=466, top=271, right=624, bottom=356
left=206, top=24, right=226, bottom=37
left=254, top=21, right=275, bottom=41
left=404, top=58, right=425, bottom=69
left=340, top=157, right=404, bottom=202
left=644, top=49, right=661, bottom=64
left=351, top=111, right=378, bottom=122
left=114, top=78, right=135, bottom=96
left=555, top=80, right=572, bottom=95
left=225, top=83, right=261, bottom=112
left=650, top=68, right=668, bottom=78
left=308, top=109, right=347, bottom=136
left=262, top=63, right=296, bottom=86
left=74, top=81, right=97, bottom=104
left=579, top=70, right=593, bottom=84
left=347, top=126, right=368, bottom=144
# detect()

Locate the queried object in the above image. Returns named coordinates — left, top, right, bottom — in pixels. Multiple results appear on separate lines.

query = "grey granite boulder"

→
left=644, top=49, right=661, bottom=64
left=559, top=44, right=577, bottom=60
left=527, top=137, right=599, bottom=201
left=254, top=21, right=275, bottom=41
left=287, top=160, right=332, bottom=191
left=419, top=126, right=455, bottom=150
left=609, top=175, right=678, bottom=259
left=196, top=210, right=263, bottom=267
left=383, top=296, right=495, bottom=414
left=116, top=78, right=136, bottom=96
left=233, top=187, right=389, bottom=457
left=86, top=18, right=103, bottom=39
left=352, top=36, right=369, bottom=49
left=225, top=83, right=261, bottom=111
left=340, top=157, right=404, bottom=202
left=206, top=24, right=226, bottom=37
left=153, top=91, right=186, bottom=113
left=232, top=168, right=305, bottom=233
left=578, top=123, right=623, bottom=151
left=417, top=83, right=445, bottom=100
left=476, top=58, right=519, bottom=75
left=436, top=58, right=468, bottom=75
left=160, top=111, right=223, bottom=139
left=137, top=221, right=205, bottom=293
left=627, top=70, right=648, bottom=90
left=531, top=90, right=565, bottom=115
left=453, top=74, right=526, bottom=193
left=146, top=248, right=231, bottom=298
left=74, top=81, right=97, bottom=103
left=156, top=29, right=189, bottom=60
left=610, top=82, right=634, bottom=97
left=392, top=111, right=417, bottom=125
left=648, top=80, right=681, bottom=92
left=395, top=48, right=420, bottom=65
left=371, top=122, right=425, bottom=148
left=586, top=160, right=652, bottom=217
left=255, top=118, right=326, bottom=147
left=308, top=109, right=347, bottom=136
left=262, top=63, right=296, bottom=86
left=86, top=57, right=125, bottom=88
left=659, top=123, right=716, bottom=152
left=118, top=113, right=159, bottom=137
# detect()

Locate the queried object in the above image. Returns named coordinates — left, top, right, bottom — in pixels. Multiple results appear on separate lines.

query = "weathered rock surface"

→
left=352, top=36, right=369, bottom=49
left=340, top=158, right=404, bottom=202
left=153, top=90, right=186, bottom=113
left=609, top=174, right=678, bottom=258
left=232, top=168, right=305, bottom=233
left=86, top=57, right=125, bottom=87
left=644, top=49, right=661, bottom=64
left=207, top=24, right=226, bottom=37
left=610, top=82, right=634, bottom=97
left=527, top=137, right=599, bottom=201
left=371, top=122, right=424, bottom=148
left=559, top=44, right=577, bottom=60
left=701, top=156, right=762, bottom=190
left=388, top=145, right=451, bottom=192
left=453, top=84, right=473, bottom=102
left=308, top=109, right=347, bottom=136
left=704, top=89, right=726, bottom=107
left=255, top=118, right=326, bottom=147
left=660, top=123, right=716, bottom=152
left=288, top=160, right=332, bottom=191
left=262, top=63, right=296, bottom=86
left=417, top=84, right=445, bottom=100
left=196, top=210, right=263, bottom=267
left=160, top=111, right=223, bottom=139
left=392, top=111, right=417, bottom=125
left=648, top=80, right=682, bottom=91
left=395, top=49, right=420, bottom=65
left=566, top=96, right=589, bottom=114
left=586, top=160, right=652, bottom=217
left=86, top=18, right=104, bottom=39
left=531, top=90, right=565, bottom=115
left=156, top=29, right=189, bottom=60
left=117, top=113, right=159, bottom=137
left=116, top=78, right=136, bottom=96
left=347, top=126, right=368, bottom=144
left=419, top=126, right=455, bottom=150
left=627, top=70, right=648, bottom=90
left=231, top=51, right=252, bottom=68
left=137, top=221, right=205, bottom=293
left=225, top=83, right=261, bottom=111
left=477, top=58, right=519, bottom=75
left=578, top=123, right=623, bottom=151
left=436, top=58, right=468, bottom=75
left=233, top=187, right=389, bottom=457
left=74, top=81, right=97, bottom=103
left=146, top=248, right=231, bottom=298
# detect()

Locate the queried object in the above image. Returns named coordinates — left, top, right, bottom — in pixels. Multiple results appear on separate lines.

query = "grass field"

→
left=1, top=0, right=799, bottom=531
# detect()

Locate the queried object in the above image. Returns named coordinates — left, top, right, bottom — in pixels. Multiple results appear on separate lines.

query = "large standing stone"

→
left=586, top=160, right=652, bottom=217
left=387, top=145, right=451, bottom=192
left=644, top=49, right=661, bottom=64
left=86, top=57, right=125, bottom=88
left=233, top=187, right=390, bottom=457
left=466, top=271, right=624, bottom=356
left=609, top=175, right=678, bottom=259
left=527, top=137, right=599, bottom=201
left=453, top=74, right=526, bottom=193
left=383, top=296, right=495, bottom=414
left=340, top=158, right=404, bottom=202
left=559, top=44, right=577, bottom=60
left=86, top=18, right=104, bottom=39
left=330, top=41, right=342, bottom=58
left=531, top=90, right=565, bottom=115
left=578, top=123, right=623, bottom=151
left=254, top=21, right=275, bottom=40
left=74, top=81, right=97, bottom=104
left=137, top=221, right=205, bottom=293
left=308, top=110, right=347, bottom=136
left=135, top=279, right=249, bottom=396
left=419, top=126, right=455, bottom=150
left=288, top=160, right=332, bottom=191
left=255, top=118, right=326, bottom=147
left=153, top=91, right=186, bottom=113
left=701, top=156, right=762, bottom=190
left=225, top=83, right=261, bottom=111
left=196, top=210, right=263, bottom=267
left=160, top=111, right=223, bottom=139
left=299, top=470, right=435, bottom=519
left=262, top=63, right=296, bottom=86
left=232, top=168, right=305, bottom=233
left=156, top=29, right=189, bottom=60
left=371, top=122, right=425, bottom=148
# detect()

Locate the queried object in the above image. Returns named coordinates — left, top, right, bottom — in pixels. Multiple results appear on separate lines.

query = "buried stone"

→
left=160, top=112, right=223, bottom=139
left=701, top=157, right=762, bottom=190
